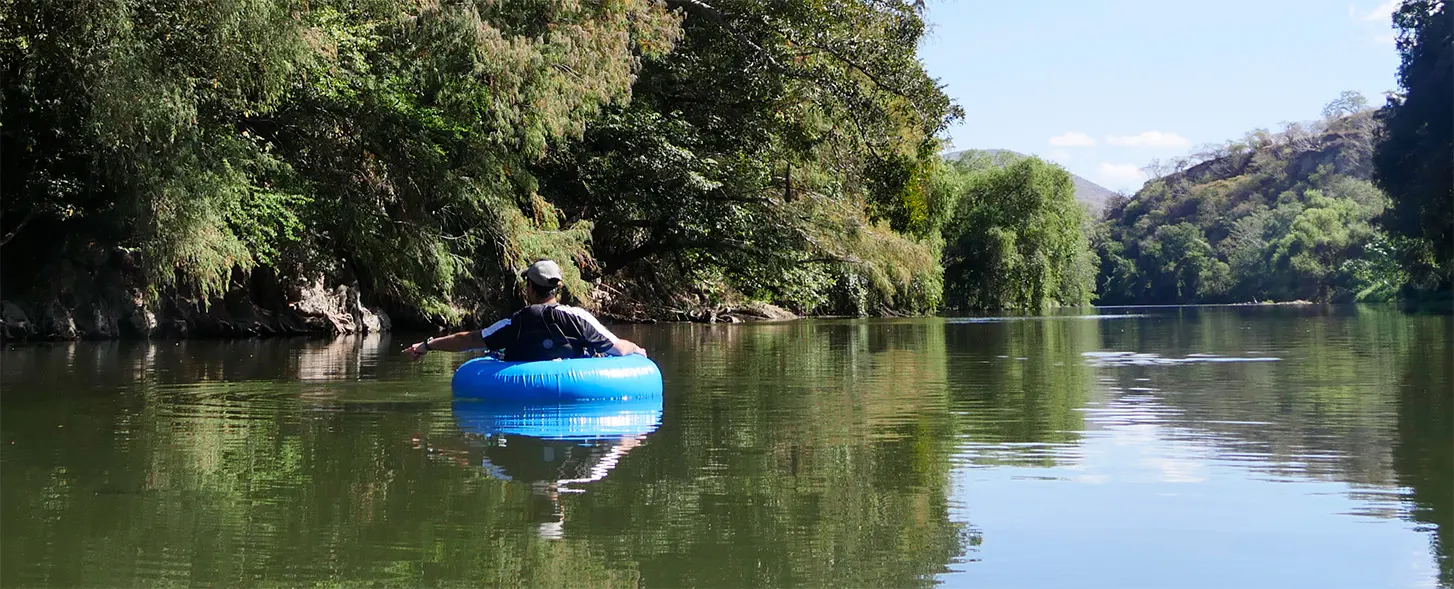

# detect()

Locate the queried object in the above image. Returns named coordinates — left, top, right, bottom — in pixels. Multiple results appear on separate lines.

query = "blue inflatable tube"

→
left=451, top=354, right=663, bottom=402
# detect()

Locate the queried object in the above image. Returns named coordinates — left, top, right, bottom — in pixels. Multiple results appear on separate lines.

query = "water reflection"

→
left=941, top=306, right=1448, bottom=587
left=1, top=308, right=1448, bottom=588
left=0, top=334, right=419, bottom=397
left=445, top=398, right=663, bottom=538
left=452, top=397, right=663, bottom=441
left=1391, top=313, right=1453, bottom=587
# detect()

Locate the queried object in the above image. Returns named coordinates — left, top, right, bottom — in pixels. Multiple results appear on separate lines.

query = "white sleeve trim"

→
left=480, top=318, right=511, bottom=339
left=558, top=306, right=619, bottom=342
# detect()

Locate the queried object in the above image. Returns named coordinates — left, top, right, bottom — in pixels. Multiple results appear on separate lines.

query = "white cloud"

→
left=1048, top=131, right=1096, bottom=147
left=1362, top=0, right=1398, bottom=21
left=1098, top=163, right=1148, bottom=186
left=1105, top=131, right=1191, bottom=148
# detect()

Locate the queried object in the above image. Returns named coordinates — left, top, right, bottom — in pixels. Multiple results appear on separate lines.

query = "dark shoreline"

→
left=0, top=294, right=805, bottom=343
left=9, top=297, right=1450, bottom=345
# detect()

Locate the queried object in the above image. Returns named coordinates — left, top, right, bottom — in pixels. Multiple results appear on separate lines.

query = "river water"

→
left=1, top=306, right=1449, bottom=588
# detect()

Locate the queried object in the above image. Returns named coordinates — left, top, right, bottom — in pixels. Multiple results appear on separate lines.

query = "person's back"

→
left=402, top=259, right=647, bottom=362
left=482, top=303, right=617, bottom=362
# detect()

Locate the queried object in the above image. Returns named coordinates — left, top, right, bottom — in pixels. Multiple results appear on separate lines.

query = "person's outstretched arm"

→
left=402, top=329, right=488, bottom=360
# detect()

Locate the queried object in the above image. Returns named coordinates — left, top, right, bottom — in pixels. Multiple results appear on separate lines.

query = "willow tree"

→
left=940, top=155, right=1097, bottom=311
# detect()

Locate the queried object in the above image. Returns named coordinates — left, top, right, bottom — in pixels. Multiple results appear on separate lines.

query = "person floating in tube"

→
left=403, top=259, right=647, bottom=361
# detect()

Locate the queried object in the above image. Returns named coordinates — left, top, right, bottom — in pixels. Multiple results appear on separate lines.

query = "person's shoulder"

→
left=555, top=305, right=618, bottom=343
left=555, top=305, right=600, bottom=320
left=481, top=317, right=513, bottom=337
left=555, top=306, right=615, bottom=333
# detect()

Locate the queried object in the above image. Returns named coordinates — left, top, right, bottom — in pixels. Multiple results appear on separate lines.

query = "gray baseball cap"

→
left=521, top=259, right=564, bottom=286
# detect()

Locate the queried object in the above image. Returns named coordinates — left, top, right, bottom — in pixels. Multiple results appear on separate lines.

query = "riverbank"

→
left=0, top=271, right=801, bottom=342
left=0, top=279, right=391, bottom=342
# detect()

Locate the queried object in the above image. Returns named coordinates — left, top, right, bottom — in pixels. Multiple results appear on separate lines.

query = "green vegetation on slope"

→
left=1094, top=0, right=1450, bottom=307
left=1093, top=103, right=1412, bottom=305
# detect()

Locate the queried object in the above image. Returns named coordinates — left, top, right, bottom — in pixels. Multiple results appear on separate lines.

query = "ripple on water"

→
left=948, top=313, right=1154, bottom=324
left=1081, top=350, right=1282, bottom=367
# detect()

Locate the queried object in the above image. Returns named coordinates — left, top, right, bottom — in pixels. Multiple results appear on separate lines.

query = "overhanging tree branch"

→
left=0, top=208, right=36, bottom=248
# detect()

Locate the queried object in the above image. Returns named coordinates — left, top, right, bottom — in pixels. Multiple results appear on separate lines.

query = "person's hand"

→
left=622, top=339, right=648, bottom=357
left=402, top=340, right=429, bottom=360
left=608, top=339, right=647, bottom=358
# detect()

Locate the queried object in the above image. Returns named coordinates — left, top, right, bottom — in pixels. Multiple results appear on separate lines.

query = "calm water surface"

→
left=2, top=306, right=1450, bottom=588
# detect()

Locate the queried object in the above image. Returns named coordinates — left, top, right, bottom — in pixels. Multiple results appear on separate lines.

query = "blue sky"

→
left=918, top=0, right=1404, bottom=192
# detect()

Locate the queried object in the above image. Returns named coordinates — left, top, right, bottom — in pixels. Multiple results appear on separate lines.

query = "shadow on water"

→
left=1392, top=314, right=1454, bottom=587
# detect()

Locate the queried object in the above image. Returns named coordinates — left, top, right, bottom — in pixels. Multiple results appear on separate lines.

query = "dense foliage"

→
left=939, top=151, right=1096, bottom=310
left=2, top=0, right=685, bottom=322
left=1094, top=104, right=1413, bottom=305
left=540, top=0, right=961, bottom=316
left=1373, top=0, right=1452, bottom=294
left=0, top=0, right=959, bottom=323
left=2, top=1, right=1447, bottom=324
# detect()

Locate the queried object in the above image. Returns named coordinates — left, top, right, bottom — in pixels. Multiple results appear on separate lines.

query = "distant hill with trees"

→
left=1094, top=0, right=1449, bottom=307
left=1093, top=103, right=1406, bottom=305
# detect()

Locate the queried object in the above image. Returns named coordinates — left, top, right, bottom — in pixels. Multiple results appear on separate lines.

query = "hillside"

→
left=1094, top=109, right=1404, bottom=304
left=941, top=149, right=1120, bottom=215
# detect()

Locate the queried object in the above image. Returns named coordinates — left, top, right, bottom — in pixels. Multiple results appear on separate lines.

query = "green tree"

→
left=1322, top=90, right=1370, bottom=119
left=1142, top=222, right=1231, bottom=302
left=941, top=155, right=1097, bottom=310
left=0, top=0, right=967, bottom=328
left=539, top=0, right=962, bottom=316
left=1269, top=190, right=1382, bottom=301
left=0, top=0, right=682, bottom=323
left=1372, top=0, right=1453, bottom=294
